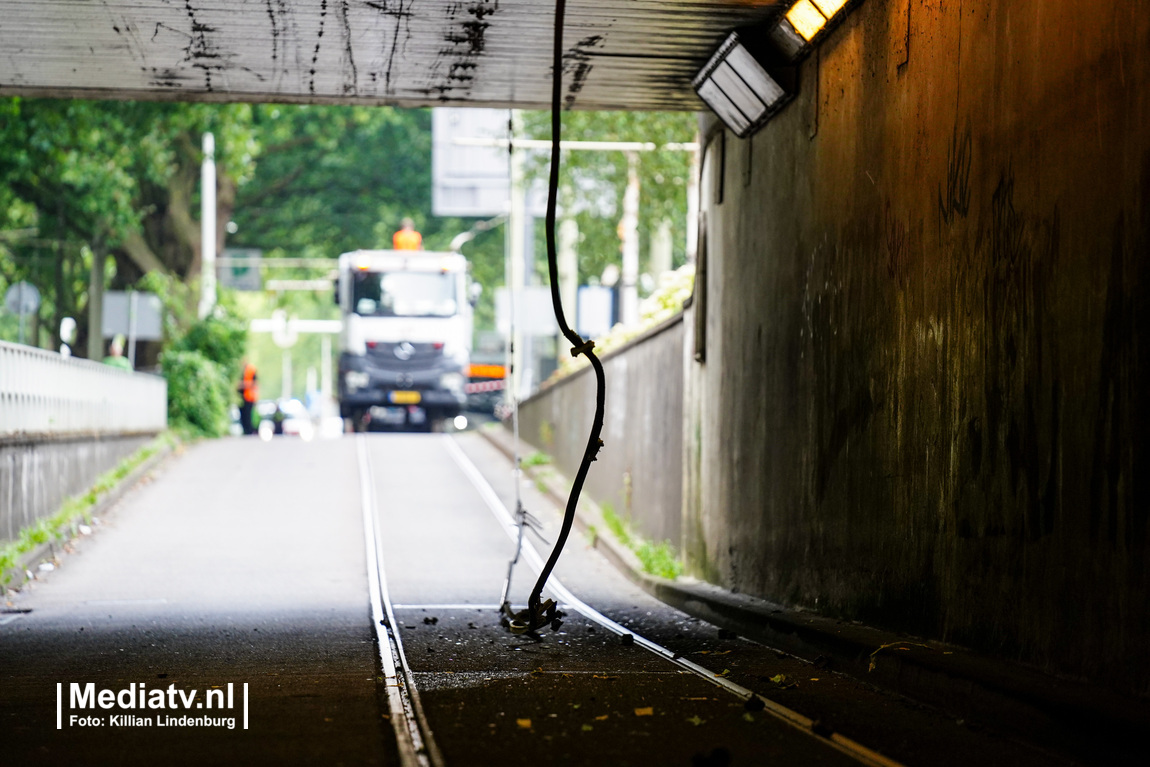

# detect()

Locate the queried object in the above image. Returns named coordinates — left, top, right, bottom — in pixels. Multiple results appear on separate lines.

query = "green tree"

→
left=231, top=105, right=430, bottom=258
left=520, top=110, right=696, bottom=288
left=0, top=97, right=257, bottom=354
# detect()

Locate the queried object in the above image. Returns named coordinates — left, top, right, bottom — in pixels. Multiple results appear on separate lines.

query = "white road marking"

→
left=391, top=604, right=502, bottom=611
left=85, top=599, right=168, bottom=605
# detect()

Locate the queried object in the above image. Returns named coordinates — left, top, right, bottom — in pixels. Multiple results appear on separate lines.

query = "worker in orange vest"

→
left=393, top=217, right=422, bottom=250
left=238, top=360, right=259, bottom=435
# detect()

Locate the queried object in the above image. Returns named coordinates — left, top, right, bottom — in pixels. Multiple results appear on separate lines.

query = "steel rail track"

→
left=358, top=435, right=446, bottom=767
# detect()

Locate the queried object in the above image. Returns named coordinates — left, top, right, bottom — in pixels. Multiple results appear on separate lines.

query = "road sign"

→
left=102, top=292, right=163, bottom=340
left=5, top=281, right=40, bottom=315
left=219, top=247, right=263, bottom=291
left=432, top=108, right=548, bottom=218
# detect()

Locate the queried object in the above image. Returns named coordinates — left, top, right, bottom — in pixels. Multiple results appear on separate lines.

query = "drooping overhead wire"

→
left=522, top=0, right=607, bottom=624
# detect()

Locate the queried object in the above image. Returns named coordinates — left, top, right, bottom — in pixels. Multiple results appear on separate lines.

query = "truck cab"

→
left=336, top=250, right=473, bottom=431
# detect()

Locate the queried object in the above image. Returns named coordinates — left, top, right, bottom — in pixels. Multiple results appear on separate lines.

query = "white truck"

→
left=335, top=249, right=475, bottom=431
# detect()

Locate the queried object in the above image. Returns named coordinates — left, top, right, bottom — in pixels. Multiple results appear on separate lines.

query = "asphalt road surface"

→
left=1, top=433, right=1069, bottom=766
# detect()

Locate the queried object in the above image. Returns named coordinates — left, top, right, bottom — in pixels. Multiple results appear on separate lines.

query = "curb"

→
left=3, top=438, right=176, bottom=589
left=477, top=423, right=1150, bottom=760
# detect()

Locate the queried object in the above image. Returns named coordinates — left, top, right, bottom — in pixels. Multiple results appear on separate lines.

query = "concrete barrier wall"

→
left=687, top=1, right=1150, bottom=693
left=1, top=434, right=153, bottom=543
left=0, top=341, right=167, bottom=544
left=518, top=317, right=684, bottom=545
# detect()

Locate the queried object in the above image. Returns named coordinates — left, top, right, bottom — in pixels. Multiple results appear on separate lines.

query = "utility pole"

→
left=198, top=132, right=217, bottom=320
left=558, top=217, right=579, bottom=331
left=508, top=111, right=527, bottom=402
left=650, top=219, right=673, bottom=279
left=87, top=241, right=106, bottom=360
left=620, top=151, right=640, bottom=327
left=686, top=133, right=700, bottom=262
left=321, top=335, right=333, bottom=400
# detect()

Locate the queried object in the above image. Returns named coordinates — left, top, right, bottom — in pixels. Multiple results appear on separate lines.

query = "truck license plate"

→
left=369, top=406, right=406, bottom=425
left=389, top=390, right=421, bottom=405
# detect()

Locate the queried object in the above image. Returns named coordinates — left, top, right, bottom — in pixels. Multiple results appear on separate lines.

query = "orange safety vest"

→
left=393, top=228, right=422, bottom=250
left=241, top=363, right=259, bottom=403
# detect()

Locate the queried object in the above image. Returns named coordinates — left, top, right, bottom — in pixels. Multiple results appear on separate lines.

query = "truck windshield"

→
left=352, top=271, right=457, bottom=317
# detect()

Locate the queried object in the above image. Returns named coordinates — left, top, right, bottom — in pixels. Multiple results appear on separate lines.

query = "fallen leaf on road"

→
left=809, top=678, right=820, bottom=682
left=582, top=724, right=593, bottom=732
left=634, top=707, right=653, bottom=717
left=591, top=674, right=619, bottom=680
left=743, top=713, right=755, bottom=722
left=517, top=718, right=532, bottom=729
left=687, top=715, right=706, bottom=726
left=594, top=714, right=609, bottom=721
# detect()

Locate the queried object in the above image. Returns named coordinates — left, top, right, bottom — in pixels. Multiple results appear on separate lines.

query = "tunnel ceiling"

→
left=0, top=1, right=781, bottom=111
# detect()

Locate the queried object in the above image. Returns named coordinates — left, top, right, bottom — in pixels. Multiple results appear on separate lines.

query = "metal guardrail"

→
left=0, top=341, right=167, bottom=438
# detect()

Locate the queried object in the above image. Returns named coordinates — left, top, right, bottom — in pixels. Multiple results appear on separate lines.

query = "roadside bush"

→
left=159, top=308, right=247, bottom=439
left=167, top=312, right=247, bottom=383
left=161, top=349, right=231, bottom=437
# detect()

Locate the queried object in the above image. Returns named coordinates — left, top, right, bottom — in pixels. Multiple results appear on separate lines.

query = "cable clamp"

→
left=570, top=339, right=595, bottom=358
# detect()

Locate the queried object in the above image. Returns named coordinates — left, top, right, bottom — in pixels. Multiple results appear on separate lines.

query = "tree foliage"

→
left=520, top=110, right=697, bottom=288
left=0, top=97, right=257, bottom=353
left=160, top=349, right=232, bottom=438
left=231, top=105, right=431, bottom=257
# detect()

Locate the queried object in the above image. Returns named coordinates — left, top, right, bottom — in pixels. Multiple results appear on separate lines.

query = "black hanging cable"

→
left=507, top=0, right=606, bottom=635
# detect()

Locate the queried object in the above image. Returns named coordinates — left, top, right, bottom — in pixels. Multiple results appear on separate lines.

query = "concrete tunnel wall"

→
left=519, top=318, right=685, bottom=547
left=686, top=0, right=1150, bottom=693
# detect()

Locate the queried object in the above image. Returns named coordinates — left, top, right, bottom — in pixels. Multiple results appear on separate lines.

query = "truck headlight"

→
left=345, top=371, right=370, bottom=391
left=439, top=372, right=465, bottom=393
left=443, top=342, right=470, bottom=366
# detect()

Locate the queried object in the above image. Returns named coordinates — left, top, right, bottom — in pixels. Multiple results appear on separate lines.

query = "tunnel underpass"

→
left=3, top=0, right=1150, bottom=764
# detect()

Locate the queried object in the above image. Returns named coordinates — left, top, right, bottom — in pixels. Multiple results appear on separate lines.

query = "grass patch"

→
left=1, top=432, right=175, bottom=586
left=522, top=451, right=552, bottom=468
left=600, top=503, right=682, bottom=579
left=635, top=540, right=683, bottom=580
left=601, top=503, right=632, bottom=548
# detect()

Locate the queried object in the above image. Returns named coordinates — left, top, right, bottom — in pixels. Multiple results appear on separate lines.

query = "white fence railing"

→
left=0, top=341, right=167, bottom=438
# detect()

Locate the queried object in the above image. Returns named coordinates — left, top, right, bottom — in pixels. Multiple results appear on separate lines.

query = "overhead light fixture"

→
left=771, top=0, right=859, bottom=61
left=692, top=31, right=795, bottom=138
